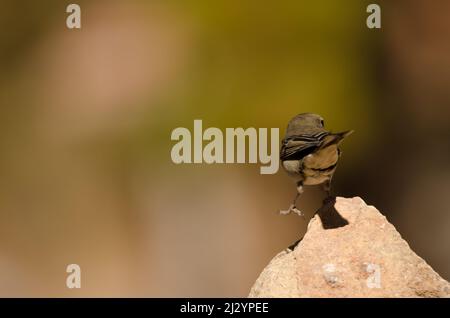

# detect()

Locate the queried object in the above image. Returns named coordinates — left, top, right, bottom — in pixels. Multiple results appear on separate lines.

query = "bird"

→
left=279, top=113, right=353, bottom=216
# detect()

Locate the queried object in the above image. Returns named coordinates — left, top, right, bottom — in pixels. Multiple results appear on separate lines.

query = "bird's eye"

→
left=320, top=119, right=324, bottom=127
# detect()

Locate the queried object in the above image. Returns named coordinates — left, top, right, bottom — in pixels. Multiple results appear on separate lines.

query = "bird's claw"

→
left=291, top=206, right=304, bottom=217
left=279, top=204, right=304, bottom=217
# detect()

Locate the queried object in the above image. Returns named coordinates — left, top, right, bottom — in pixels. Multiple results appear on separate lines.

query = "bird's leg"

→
left=322, top=178, right=334, bottom=204
left=291, top=183, right=304, bottom=216
left=323, top=179, right=332, bottom=197
left=279, top=182, right=304, bottom=217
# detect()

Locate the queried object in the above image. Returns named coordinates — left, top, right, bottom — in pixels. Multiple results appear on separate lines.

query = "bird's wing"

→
left=280, top=131, right=329, bottom=161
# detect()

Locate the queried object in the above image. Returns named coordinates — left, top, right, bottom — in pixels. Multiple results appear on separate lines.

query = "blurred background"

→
left=0, top=0, right=449, bottom=296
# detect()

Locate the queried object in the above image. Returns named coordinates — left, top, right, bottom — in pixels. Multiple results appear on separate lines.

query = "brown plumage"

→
left=279, top=113, right=353, bottom=216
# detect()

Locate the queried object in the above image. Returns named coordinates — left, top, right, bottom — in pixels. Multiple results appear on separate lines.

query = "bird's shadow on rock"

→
left=317, top=197, right=349, bottom=229
left=288, top=197, right=349, bottom=251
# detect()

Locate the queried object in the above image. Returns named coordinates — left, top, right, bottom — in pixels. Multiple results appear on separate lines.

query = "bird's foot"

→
left=279, top=204, right=304, bottom=217
left=291, top=206, right=304, bottom=217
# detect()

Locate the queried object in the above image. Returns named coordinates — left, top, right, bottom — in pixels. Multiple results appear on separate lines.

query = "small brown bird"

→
left=279, top=113, right=353, bottom=216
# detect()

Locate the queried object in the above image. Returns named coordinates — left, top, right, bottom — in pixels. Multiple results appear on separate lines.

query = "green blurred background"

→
left=0, top=0, right=449, bottom=296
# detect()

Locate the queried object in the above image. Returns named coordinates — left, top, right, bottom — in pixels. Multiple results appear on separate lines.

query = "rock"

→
left=249, top=197, right=450, bottom=298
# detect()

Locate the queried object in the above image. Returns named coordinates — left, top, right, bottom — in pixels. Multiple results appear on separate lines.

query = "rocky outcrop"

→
left=249, top=197, right=450, bottom=298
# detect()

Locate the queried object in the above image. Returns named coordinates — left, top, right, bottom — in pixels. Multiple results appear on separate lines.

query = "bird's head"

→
left=286, top=113, right=325, bottom=135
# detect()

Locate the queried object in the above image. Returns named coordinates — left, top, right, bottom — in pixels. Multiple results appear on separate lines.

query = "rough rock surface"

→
left=249, top=197, right=450, bottom=298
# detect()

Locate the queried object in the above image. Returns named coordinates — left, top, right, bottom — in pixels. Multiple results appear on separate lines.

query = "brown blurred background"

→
left=0, top=0, right=449, bottom=297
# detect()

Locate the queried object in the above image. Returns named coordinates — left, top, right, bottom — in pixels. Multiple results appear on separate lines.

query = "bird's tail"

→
left=321, top=130, right=354, bottom=148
